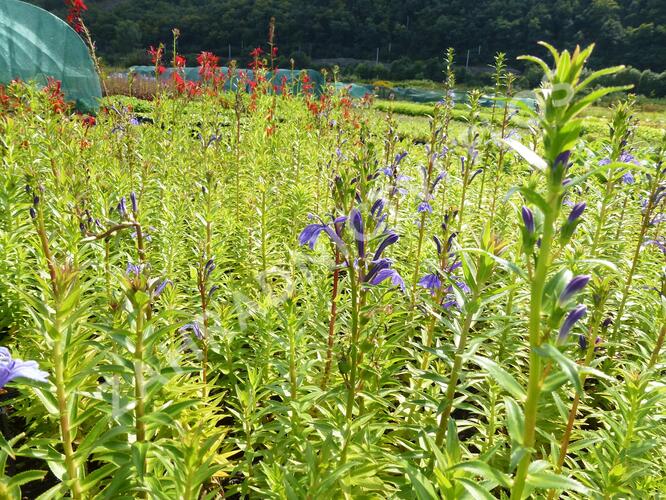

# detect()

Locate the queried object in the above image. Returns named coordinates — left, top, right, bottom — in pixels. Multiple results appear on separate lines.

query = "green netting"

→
left=0, top=0, right=102, bottom=113
left=129, top=66, right=326, bottom=96
left=334, top=82, right=373, bottom=98
left=338, top=82, right=536, bottom=109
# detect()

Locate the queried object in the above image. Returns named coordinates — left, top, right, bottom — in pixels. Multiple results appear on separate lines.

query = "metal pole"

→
left=466, top=49, right=470, bottom=69
left=229, top=44, right=231, bottom=59
left=376, top=48, right=379, bottom=64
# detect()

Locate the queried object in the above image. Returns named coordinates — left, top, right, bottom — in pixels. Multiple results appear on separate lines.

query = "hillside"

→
left=25, top=0, right=666, bottom=73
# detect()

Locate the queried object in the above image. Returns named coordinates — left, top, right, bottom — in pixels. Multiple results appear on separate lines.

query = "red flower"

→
left=43, top=78, right=69, bottom=113
left=197, top=51, right=220, bottom=82
left=172, top=72, right=186, bottom=92
left=175, top=55, right=186, bottom=68
left=157, top=65, right=167, bottom=75
left=81, top=115, right=96, bottom=127
left=271, top=47, right=278, bottom=57
left=65, top=0, right=87, bottom=33
left=148, top=45, right=164, bottom=65
left=250, top=47, right=264, bottom=58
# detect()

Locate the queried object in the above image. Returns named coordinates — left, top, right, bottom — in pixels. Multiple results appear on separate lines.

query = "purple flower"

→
left=559, top=275, right=590, bottom=304
left=395, top=151, right=408, bottom=165
left=130, top=192, right=138, bottom=214
left=371, top=199, right=385, bottom=219
left=433, top=235, right=442, bottom=255
left=126, top=262, right=142, bottom=278
left=558, top=305, right=587, bottom=344
left=621, top=171, right=635, bottom=184
left=29, top=207, right=36, bottom=219
left=117, top=197, right=127, bottom=218
left=364, top=258, right=392, bottom=284
left=449, top=279, right=471, bottom=294
left=179, top=322, right=203, bottom=340
left=129, top=117, right=140, bottom=126
left=0, top=347, right=49, bottom=388
left=368, top=268, right=405, bottom=291
left=554, top=150, right=571, bottom=171
left=644, top=238, right=666, bottom=255
left=432, top=171, right=446, bottom=190
left=419, top=273, right=441, bottom=294
left=469, top=168, right=483, bottom=184
left=350, top=208, right=365, bottom=258
left=208, top=285, right=219, bottom=298
left=299, top=216, right=348, bottom=253
left=578, top=334, right=602, bottom=352
left=373, top=231, right=399, bottom=261
left=598, top=157, right=611, bottom=166
left=522, top=206, right=535, bottom=234
left=417, top=202, right=433, bottom=214
left=568, top=202, right=586, bottom=223
left=619, top=151, right=639, bottom=165
left=154, top=279, right=172, bottom=297
left=204, top=258, right=216, bottom=277
left=650, top=214, right=665, bottom=226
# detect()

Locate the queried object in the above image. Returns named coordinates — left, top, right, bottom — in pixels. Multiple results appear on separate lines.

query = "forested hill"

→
left=27, top=0, right=666, bottom=72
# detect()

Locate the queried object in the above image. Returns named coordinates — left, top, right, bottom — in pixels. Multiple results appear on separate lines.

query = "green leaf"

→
left=0, top=433, right=14, bottom=458
left=406, top=464, right=438, bottom=500
left=473, top=355, right=526, bottom=400
left=502, top=138, right=548, bottom=171
left=458, top=477, right=494, bottom=500
left=32, top=388, right=59, bottom=415
left=7, top=470, right=47, bottom=488
left=504, top=396, right=524, bottom=445
left=526, top=471, right=589, bottom=494
left=534, top=344, right=582, bottom=395
left=451, top=461, right=511, bottom=489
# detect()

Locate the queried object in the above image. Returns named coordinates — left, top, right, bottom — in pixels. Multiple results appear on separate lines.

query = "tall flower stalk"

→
left=609, top=134, right=665, bottom=352
left=506, top=43, right=627, bottom=499
left=30, top=191, right=84, bottom=499
left=549, top=279, right=610, bottom=499
left=477, top=52, right=507, bottom=211
left=433, top=224, right=504, bottom=447
left=590, top=97, right=636, bottom=255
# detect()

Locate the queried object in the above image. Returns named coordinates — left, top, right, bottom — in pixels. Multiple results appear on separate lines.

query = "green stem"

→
left=609, top=205, right=654, bottom=351
left=434, top=291, right=480, bottom=446
left=134, top=304, right=146, bottom=443
left=344, top=265, right=360, bottom=421
left=54, top=329, right=83, bottom=500
left=648, top=323, right=666, bottom=368
left=410, top=213, right=428, bottom=308
left=322, top=251, right=341, bottom=390
left=261, top=188, right=267, bottom=276
left=511, top=206, right=556, bottom=500
left=591, top=182, right=613, bottom=255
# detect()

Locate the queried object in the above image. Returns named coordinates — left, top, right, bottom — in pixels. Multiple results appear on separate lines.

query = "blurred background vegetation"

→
left=25, top=0, right=666, bottom=96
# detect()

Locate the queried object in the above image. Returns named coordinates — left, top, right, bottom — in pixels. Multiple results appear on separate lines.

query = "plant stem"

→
left=260, top=187, right=267, bottom=276
left=345, top=264, right=360, bottom=421
left=511, top=205, right=556, bottom=500
left=648, top=323, right=666, bottom=368
left=434, top=291, right=480, bottom=447
left=134, top=304, right=146, bottom=443
left=591, top=182, right=613, bottom=255
left=322, top=251, right=341, bottom=389
left=609, top=202, right=654, bottom=352
left=54, top=322, right=83, bottom=500
left=410, top=213, right=428, bottom=308
left=548, top=307, right=605, bottom=500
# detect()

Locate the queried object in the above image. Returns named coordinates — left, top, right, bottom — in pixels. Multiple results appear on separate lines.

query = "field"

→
left=1, top=44, right=666, bottom=499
